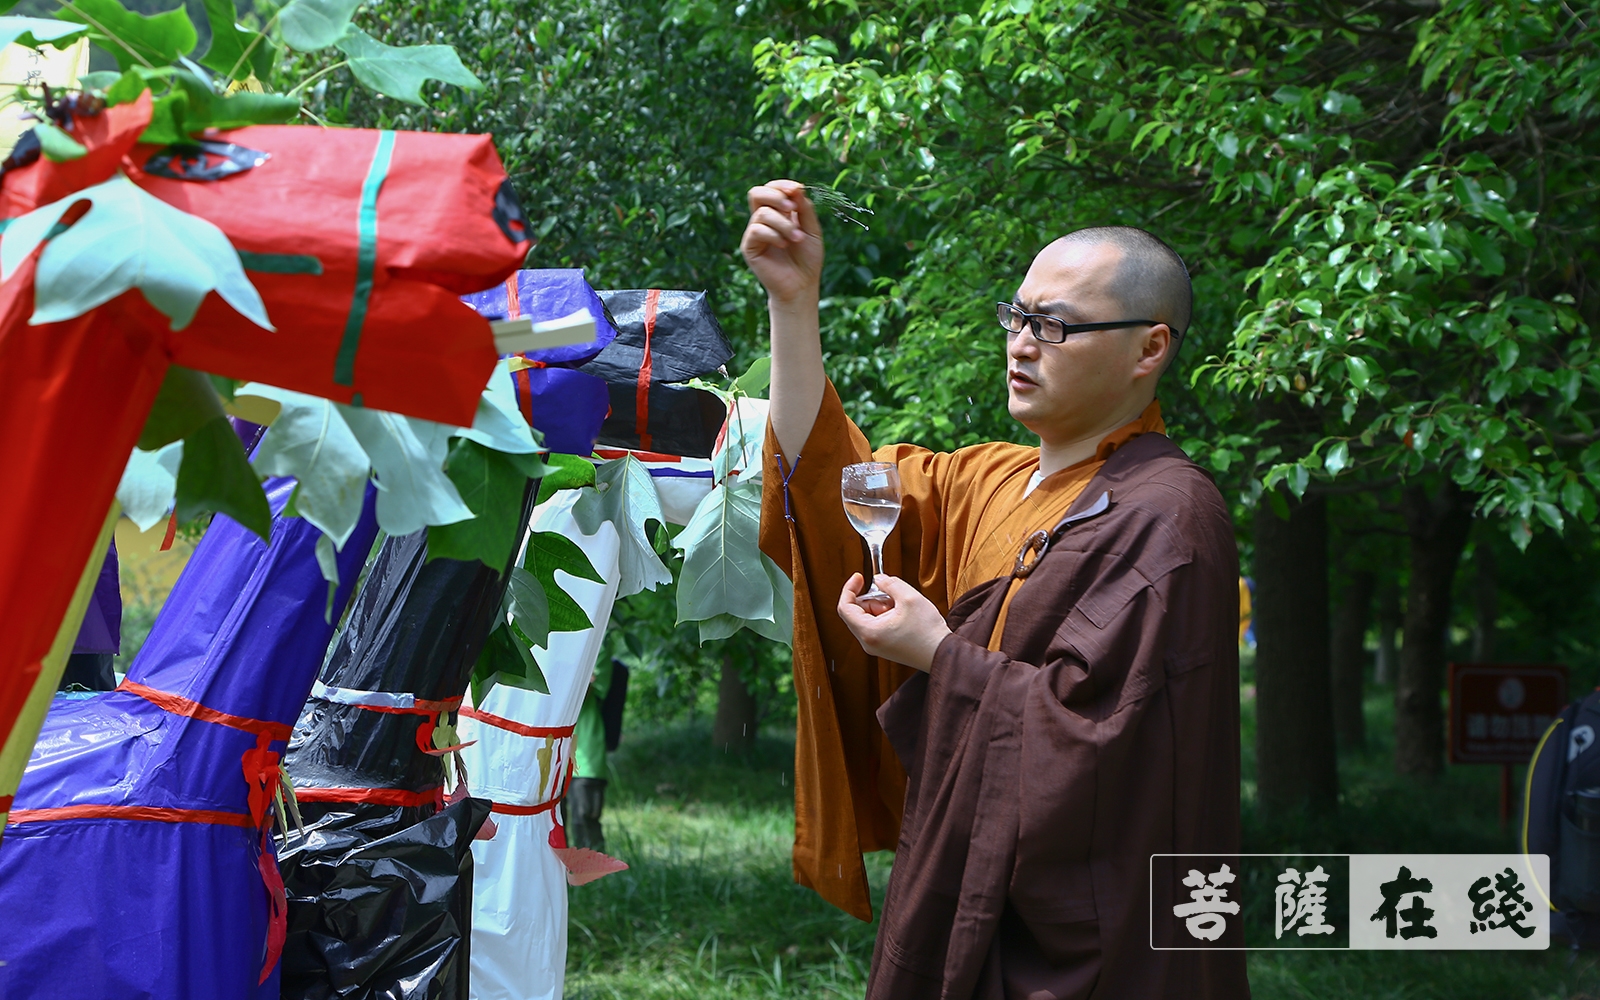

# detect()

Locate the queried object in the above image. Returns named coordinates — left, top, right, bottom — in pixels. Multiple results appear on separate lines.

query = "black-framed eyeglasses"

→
left=997, top=301, right=1159, bottom=344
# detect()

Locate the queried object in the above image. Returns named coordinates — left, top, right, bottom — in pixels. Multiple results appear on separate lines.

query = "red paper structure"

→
left=0, top=93, right=529, bottom=822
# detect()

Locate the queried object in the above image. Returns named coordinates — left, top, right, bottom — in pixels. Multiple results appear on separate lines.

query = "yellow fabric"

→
left=0, top=503, right=118, bottom=829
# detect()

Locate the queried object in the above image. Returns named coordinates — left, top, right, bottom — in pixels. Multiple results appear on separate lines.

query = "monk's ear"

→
left=1134, top=324, right=1173, bottom=378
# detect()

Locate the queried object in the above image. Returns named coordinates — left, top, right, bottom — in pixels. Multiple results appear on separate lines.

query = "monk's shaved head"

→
left=1051, top=226, right=1192, bottom=338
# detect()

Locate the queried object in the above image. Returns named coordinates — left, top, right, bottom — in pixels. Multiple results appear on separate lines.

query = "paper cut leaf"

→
left=696, top=554, right=793, bottom=646
left=174, top=415, right=271, bottom=539
left=552, top=847, right=629, bottom=886
left=426, top=437, right=529, bottom=569
left=454, top=360, right=540, bottom=455
left=55, top=0, right=197, bottom=71
left=503, top=564, right=550, bottom=650
left=471, top=619, right=549, bottom=701
left=572, top=455, right=670, bottom=599
left=116, top=441, right=183, bottom=531
left=525, top=530, right=599, bottom=633
left=238, top=383, right=370, bottom=548
left=2, top=174, right=272, bottom=332
left=34, top=123, right=85, bottom=162
left=714, top=397, right=768, bottom=484
left=138, top=364, right=226, bottom=450
left=675, top=478, right=770, bottom=625
left=277, top=0, right=361, bottom=51
left=341, top=407, right=473, bottom=538
left=336, top=27, right=483, bottom=105
left=0, top=17, right=88, bottom=51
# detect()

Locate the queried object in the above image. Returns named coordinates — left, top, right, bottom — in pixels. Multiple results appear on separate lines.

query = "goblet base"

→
left=855, top=589, right=895, bottom=615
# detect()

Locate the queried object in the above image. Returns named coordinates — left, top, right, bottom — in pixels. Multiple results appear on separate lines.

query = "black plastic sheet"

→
left=279, top=478, right=538, bottom=999
left=278, top=798, right=492, bottom=1000
left=581, top=289, right=733, bottom=457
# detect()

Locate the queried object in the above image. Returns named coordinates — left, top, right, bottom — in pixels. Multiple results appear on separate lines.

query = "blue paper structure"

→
left=0, top=475, right=379, bottom=1000
left=461, top=269, right=614, bottom=455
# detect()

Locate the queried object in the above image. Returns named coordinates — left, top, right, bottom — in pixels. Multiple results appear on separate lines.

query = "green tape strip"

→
left=239, top=251, right=324, bottom=275
left=333, top=130, right=396, bottom=387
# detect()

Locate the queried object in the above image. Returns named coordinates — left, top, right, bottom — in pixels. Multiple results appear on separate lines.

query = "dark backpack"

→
left=1526, top=687, right=1600, bottom=946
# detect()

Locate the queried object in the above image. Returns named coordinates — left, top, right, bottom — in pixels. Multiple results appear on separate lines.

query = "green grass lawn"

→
left=567, top=691, right=1600, bottom=999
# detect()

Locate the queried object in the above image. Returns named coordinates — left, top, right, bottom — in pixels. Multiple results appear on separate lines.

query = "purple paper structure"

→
left=460, top=267, right=617, bottom=366
left=0, top=473, right=380, bottom=1000
left=461, top=269, right=615, bottom=456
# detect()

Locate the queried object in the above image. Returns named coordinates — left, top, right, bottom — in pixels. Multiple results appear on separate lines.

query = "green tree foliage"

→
left=752, top=0, right=1599, bottom=542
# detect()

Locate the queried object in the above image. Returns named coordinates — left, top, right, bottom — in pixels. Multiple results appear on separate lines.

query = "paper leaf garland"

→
left=454, top=361, right=540, bottom=456
left=0, top=17, right=89, bottom=51
left=525, top=530, right=601, bottom=633
left=196, top=0, right=271, bottom=78
left=54, top=0, right=198, bottom=71
left=426, top=438, right=531, bottom=569
left=340, top=407, right=473, bottom=537
left=674, top=478, right=771, bottom=625
left=572, top=455, right=671, bottom=599
left=552, top=847, right=629, bottom=886
left=115, top=441, right=183, bottom=531
left=173, top=415, right=272, bottom=539
left=276, top=0, right=361, bottom=51
left=1, top=173, right=273, bottom=332
left=695, top=554, right=793, bottom=646
left=241, top=384, right=370, bottom=548
left=335, top=28, right=483, bottom=106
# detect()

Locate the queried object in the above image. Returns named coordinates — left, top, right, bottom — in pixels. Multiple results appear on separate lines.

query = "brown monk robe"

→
left=759, top=380, right=1249, bottom=998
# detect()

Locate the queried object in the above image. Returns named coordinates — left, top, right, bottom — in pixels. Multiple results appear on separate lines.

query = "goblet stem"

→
left=868, top=539, right=885, bottom=582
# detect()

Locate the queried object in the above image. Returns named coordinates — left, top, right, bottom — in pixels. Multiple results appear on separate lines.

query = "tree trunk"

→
left=1330, top=569, right=1375, bottom=752
left=712, top=654, right=758, bottom=752
left=1253, top=492, right=1339, bottom=815
left=1394, top=483, right=1475, bottom=777
left=1471, top=534, right=1497, bottom=662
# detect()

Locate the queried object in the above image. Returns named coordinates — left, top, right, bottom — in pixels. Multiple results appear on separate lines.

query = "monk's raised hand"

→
left=741, top=179, right=823, bottom=305
left=837, top=573, right=952, bottom=673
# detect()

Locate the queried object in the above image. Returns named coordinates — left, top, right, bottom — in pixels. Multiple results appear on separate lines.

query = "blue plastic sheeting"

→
left=0, top=474, right=380, bottom=1000
left=462, top=268, right=614, bottom=456
left=518, top=365, right=611, bottom=457
left=460, top=267, right=618, bottom=365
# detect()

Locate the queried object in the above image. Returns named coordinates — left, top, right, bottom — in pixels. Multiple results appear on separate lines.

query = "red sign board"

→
left=1448, top=663, right=1568, bottom=764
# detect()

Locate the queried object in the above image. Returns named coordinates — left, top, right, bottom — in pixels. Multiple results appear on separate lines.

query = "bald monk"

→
left=744, top=179, right=1249, bottom=999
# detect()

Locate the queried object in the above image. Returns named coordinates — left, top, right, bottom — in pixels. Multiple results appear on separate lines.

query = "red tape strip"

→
left=7, top=804, right=254, bottom=827
left=636, top=288, right=659, bottom=450
left=118, top=680, right=293, bottom=741
left=459, top=706, right=575, bottom=740
left=291, top=786, right=445, bottom=808
left=491, top=798, right=561, bottom=816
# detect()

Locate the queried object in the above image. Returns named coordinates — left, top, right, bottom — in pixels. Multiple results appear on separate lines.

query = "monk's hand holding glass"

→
left=841, top=461, right=901, bottom=614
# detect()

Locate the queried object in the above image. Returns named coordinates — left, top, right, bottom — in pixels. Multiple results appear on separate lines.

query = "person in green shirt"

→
left=565, top=658, right=626, bottom=850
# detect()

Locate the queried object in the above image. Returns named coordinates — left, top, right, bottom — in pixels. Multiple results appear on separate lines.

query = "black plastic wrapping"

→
left=581, top=289, right=734, bottom=457
left=279, top=798, right=493, bottom=1000
left=279, top=477, right=539, bottom=999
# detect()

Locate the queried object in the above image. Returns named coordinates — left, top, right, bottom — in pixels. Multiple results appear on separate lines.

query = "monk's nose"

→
left=1007, top=330, right=1040, bottom=362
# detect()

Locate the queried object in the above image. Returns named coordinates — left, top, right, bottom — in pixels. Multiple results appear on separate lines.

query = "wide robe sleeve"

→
left=759, top=379, right=1082, bottom=922
left=760, top=381, right=922, bottom=919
